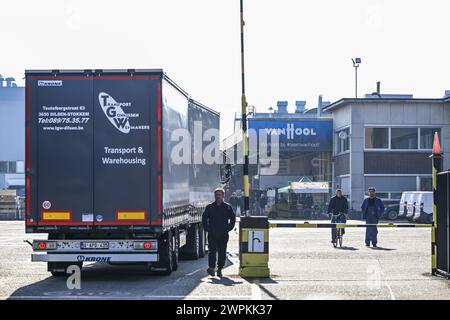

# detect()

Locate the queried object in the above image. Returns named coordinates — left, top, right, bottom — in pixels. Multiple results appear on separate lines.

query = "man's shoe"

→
left=372, top=244, right=377, bottom=248
left=365, top=243, right=370, bottom=247
left=217, top=268, right=223, bottom=278
left=207, top=268, right=215, bottom=277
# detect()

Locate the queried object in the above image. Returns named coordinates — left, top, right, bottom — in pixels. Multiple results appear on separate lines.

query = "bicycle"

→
left=330, top=212, right=347, bottom=248
left=334, top=226, right=344, bottom=248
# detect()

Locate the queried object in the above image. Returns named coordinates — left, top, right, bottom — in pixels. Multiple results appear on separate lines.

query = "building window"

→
left=391, top=128, right=418, bottom=149
left=0, top=161, right=17, bottom=173
left=365, top=192, right=401, bottom=200
left=365, top=191, right=389, bottom=199
left=365, top=128, right=389, bottom=149
left=420, top=176, right=432, bottom=191
left=365, top=127, right=442, bottom=151
left=420, top=128, right=441, bottom=149
left=16, top=161, right=25, bottom=173
left=390, top=192, right=402, bottom=200
left=337, top=128, right=350, bottom=153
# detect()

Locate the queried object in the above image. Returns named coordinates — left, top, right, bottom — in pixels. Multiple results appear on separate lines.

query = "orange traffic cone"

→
left=432, top=131, right=442, bottom=155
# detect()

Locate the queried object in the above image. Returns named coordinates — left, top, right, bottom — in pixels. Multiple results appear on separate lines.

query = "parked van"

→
left=413, top=192, right=433, bottom=224
left=399, top=191, right=417, bottom=219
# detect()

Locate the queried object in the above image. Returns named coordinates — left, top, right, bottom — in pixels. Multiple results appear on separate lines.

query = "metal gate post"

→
left=430, top=132, right=442, bottom=275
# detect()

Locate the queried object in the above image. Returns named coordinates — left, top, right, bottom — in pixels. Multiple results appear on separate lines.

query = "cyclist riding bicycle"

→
left=327, top=189, right=349, bottom=245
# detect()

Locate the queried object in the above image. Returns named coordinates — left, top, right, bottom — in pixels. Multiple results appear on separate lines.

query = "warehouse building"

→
left=0, top=75, right=24, bottom=193
left=324, top=91, right=450, bottom=211
left=224, top=90, right=450, bottom=214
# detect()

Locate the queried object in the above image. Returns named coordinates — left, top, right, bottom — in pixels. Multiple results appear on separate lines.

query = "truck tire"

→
left=172, top=228, right=179, bottom=271
left=181, top=223, right=200, bottom=260
left=199, top=224, right=206, bottom=258
left=386, top=209, right=398, bottom=220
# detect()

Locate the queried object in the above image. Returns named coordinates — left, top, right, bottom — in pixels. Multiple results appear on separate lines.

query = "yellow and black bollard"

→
left=239, top=216, right=270, bottom=277
left=430, top=132, right=442, bottom=275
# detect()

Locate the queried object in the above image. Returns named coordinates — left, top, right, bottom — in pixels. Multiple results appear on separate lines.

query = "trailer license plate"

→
left=80, top=242, right=109, bottom=249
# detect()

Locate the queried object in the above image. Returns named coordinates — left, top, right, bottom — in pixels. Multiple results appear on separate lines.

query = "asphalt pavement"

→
left=1, top=220, right=450, bottom=300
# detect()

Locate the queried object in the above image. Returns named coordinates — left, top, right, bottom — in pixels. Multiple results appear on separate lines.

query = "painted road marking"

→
left=251, top=279, right=262, bottom=300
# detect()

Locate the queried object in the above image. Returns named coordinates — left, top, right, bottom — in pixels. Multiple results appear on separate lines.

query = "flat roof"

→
left=323, top=97, right=447, bottom=112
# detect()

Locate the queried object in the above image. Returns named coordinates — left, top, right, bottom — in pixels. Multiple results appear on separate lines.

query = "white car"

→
left=413, top=192, right=433, bottom=224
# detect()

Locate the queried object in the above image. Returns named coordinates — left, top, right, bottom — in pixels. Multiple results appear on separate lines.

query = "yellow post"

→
left=239, top=216, right=270, bottom=277
left=430, top=132, right=442, bottom=275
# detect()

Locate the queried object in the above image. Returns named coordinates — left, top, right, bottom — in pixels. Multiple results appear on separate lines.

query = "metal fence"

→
left=0, top=190, right=24, bottom=220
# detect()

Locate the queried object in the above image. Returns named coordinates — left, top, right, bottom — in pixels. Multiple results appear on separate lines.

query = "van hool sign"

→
left=248, top=119, right=333, bottom=152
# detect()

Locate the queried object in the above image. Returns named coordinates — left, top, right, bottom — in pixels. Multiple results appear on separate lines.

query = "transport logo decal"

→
left=77, top=255, right=111, bottom=262
left=38, top=80, right=62, bottom=87
left=98, top=92, right=132, bottom=134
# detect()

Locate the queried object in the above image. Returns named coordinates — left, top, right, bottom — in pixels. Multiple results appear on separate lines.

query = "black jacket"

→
left=327, top=196, right=349, bottom=215
left=202, top=201, right=236, bottom=236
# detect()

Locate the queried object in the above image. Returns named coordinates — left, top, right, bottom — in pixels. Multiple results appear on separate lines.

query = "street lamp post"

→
left=352, top=58, right=361, bottom=98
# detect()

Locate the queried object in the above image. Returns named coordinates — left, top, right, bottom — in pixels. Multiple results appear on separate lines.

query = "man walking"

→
left=258, top=193, right=268, bottom=216
left=229, top=192, right=239, bottom=216
left=202, top=187, right=236, bottom=277
left=327, top=189, right=349, bottom=245
left=361, top=187, right=385, bottom=247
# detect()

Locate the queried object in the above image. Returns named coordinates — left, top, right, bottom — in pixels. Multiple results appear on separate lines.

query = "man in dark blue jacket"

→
left=361, top=187, right=385, bottom=247
left=202, top=187, right=236, bottom=277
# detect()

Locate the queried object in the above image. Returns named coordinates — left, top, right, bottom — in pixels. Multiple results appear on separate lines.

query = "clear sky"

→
left=1, top=0, right=450, bottom=138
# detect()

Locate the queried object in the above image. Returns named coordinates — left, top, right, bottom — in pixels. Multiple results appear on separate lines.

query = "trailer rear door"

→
left=93, top=75, right=153, bottom=226
left=34, top=76, right=94, bottom=225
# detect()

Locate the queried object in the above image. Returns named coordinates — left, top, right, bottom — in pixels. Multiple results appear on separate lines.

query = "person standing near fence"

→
left=258, top=193, right=268, bottom=216
left=361, top=187, right=385, bottom=247
left=229, top=192, right=239, bottom=216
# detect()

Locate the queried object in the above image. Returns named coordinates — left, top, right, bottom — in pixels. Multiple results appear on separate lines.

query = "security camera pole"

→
left=352, top=58, right=361, bottom=98
left=240, top=0, right=250, bottom=217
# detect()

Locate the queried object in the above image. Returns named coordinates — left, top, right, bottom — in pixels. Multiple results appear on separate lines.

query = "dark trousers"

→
left=365, top=227, right=378, bottom=245
left=208, top=233, right=229, bottom=269
left=365, top=207, right=379, bottom=245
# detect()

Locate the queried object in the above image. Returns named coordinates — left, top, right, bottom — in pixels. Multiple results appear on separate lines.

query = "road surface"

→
left=1, top=220, right=449, bottom=300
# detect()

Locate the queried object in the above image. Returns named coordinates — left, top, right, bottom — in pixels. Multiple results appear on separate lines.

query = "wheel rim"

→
left=388, top=211, right=397, bottom=220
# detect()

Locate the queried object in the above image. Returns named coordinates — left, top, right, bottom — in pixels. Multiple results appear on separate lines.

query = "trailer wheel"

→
left=172, top=228, right=179, bottom=271
left=199, top=224, right=206, bottom=258
left=181, top=224, right=200, bottom=260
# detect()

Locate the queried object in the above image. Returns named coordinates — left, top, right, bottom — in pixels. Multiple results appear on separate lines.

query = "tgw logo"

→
left=99, top=92, right=131, bottom=134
